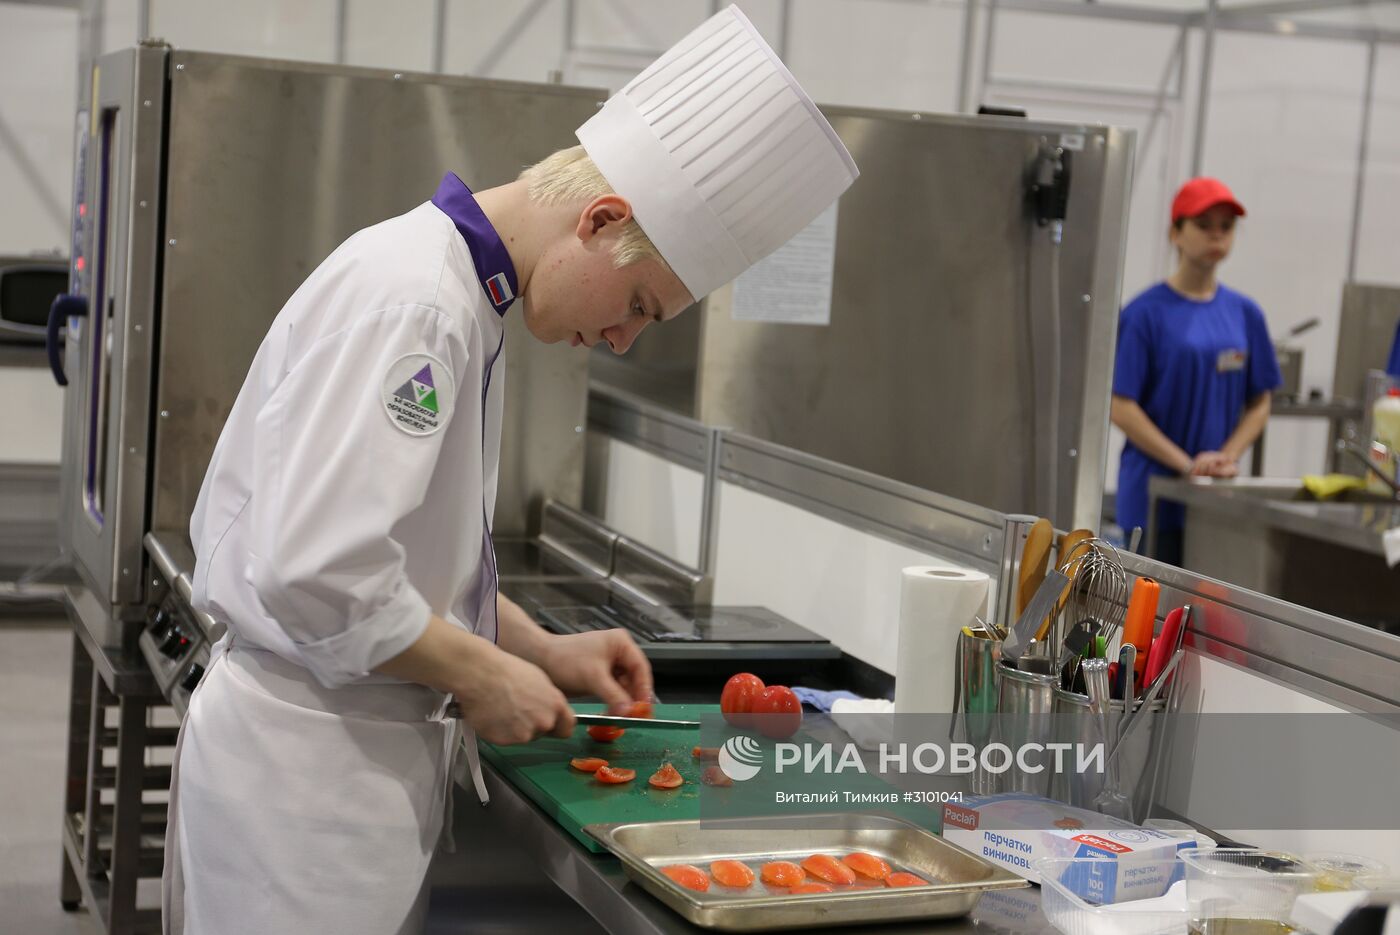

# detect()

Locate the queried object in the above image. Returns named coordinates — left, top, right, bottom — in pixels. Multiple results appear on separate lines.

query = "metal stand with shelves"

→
left=59, top=586, right=173, bottom=935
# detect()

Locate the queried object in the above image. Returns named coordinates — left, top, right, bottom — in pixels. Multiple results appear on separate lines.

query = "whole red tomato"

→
left=750, top=685, right=802, bottom=739
left=720, top=672, right=766, bottom=729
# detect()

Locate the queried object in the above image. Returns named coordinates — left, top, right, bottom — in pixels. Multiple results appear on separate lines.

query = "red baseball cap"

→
left=1171, top=177, right=1246, bottom=223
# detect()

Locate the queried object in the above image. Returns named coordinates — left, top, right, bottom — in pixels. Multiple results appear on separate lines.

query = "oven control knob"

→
left=157, top=626, right=189, bottom=659
left=180, top=663, right=205, bottom=693
left=148, top=607, right=170, bottom=634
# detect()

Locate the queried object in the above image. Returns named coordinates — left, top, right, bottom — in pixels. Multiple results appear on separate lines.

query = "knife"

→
left=575, top=713, right=699, bottom=729
left=442, top=703, right=698, bottom=729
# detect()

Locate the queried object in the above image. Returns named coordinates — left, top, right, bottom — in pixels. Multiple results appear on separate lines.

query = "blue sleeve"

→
left=1388, top=322, right=1400, bottom=378
left=1244, top=300, right=1282, bottom=399
left=1113, top=304, right=1151, bottom=401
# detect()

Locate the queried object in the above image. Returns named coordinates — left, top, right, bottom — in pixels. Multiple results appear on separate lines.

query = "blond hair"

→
left=522, top=146, right=666, bottom=269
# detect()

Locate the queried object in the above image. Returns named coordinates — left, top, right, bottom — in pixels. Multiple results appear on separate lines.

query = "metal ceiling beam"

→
left=1207, top=0, right=1381, bottom=20
left=993, top=0, right=1400, bottom=43
left=994, top=0, right=1190, bottom=26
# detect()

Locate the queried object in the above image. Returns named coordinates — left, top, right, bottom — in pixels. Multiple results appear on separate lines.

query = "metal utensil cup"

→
left=1049, top=687, right=1167, bottom=820
left=993, top=661, right=1058, bottom=795
left=954, top=628, right=1003, bottom=794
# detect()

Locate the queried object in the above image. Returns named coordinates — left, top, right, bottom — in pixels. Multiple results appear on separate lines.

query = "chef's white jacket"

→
left=189, top=173, right=510, bottom=686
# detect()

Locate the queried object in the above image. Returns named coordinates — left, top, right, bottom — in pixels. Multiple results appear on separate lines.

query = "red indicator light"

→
left=75, top=256, right=86, bottom=272
left=78, top=203, right=86, bottom=217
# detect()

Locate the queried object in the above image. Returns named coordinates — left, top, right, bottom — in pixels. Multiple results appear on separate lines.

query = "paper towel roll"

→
left=894, top=566, right=990, bottom=715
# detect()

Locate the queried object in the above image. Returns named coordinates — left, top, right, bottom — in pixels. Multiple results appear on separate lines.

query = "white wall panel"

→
left=1354, top=44, right=1400, bottom=289
left=1164, top=653, right=1400, bottom=868
left=150, top=0, right=337, bottom=62
left=712, top=481, right=993, bottom=674
left=0, top=5, right=78, bottom=254
left=345, top=0, right=433, bottom=71
left=597, top=439, right=705, bottom=568
left=0, top=368, right=64, bottom=465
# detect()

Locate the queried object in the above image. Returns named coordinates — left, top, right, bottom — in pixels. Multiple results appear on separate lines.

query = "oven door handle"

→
left=46, top=293, right=86, bottom=387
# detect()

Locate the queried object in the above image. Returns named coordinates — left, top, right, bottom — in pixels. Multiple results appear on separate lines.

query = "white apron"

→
left=163, top=641, right=489, bottom=935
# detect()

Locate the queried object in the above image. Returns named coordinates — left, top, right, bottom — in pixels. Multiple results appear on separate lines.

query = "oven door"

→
left=57, top=45, right=167, bottom=608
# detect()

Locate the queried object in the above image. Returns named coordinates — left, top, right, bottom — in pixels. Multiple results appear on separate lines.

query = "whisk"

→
left=1050, top=538, right=1127, bottom=685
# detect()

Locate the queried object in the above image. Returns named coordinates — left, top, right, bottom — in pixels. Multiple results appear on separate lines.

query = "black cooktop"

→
left=500, top=578, right=838, bottom=662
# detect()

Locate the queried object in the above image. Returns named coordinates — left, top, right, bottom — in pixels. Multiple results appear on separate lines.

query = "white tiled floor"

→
left=0, top=617, right=96, bottom=934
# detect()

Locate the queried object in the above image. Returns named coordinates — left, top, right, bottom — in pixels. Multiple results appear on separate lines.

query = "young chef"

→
left=1111, top=178, right=1282, bottom=565
left=161, top=7, right=856, bottom=934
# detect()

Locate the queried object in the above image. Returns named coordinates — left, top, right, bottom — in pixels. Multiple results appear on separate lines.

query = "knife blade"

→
left=442, top=703, right=698, bottom=729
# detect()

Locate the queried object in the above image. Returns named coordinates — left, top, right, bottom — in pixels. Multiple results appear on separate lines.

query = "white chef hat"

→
left=575, top=4, right=858, bottom=302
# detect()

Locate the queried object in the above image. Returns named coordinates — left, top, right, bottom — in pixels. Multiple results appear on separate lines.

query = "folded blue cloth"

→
left=791, top=687, right=863, bottom=712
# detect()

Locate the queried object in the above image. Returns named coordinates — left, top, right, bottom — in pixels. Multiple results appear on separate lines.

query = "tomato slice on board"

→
left=624, top=701, right=654, bottom=719
left=587, top=725, right=625, bottom=743
left=660, top=864, right=710, bottom=892
left=710, top=860, right=756, bottom=888
left=594, top=766, right=635, bottom=784
left=750, top=685, right=803, bottom=740
left=886, top=872, right=930, bottom=888
left=842, top=852, right=892, bottom=881
left=801, top=854, right=856, bottom=886
left=700, top=765, right=733, bottom=787
left=648, top=762, right=684, bottom=789
left=759, top=861, right=805, bottom=888
left=790, top=882, right=834, bottom=895
left=691, top=746, right=720, bottom=759
left=568, top=757, right=609, bottom=772
left=720, top=673, right=765, bottom=729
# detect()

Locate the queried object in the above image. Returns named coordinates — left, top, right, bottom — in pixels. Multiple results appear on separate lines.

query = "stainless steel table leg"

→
left=60, top=635, right=92, bottom=911
left=82, top=668, right=106, bottom=871
left=108, top=696, right=150, bottom=934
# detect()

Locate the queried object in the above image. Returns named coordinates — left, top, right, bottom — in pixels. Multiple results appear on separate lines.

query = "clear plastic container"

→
left=1037, top=856, right=1187, bottom=935
left=1304, top=853, right=1388, bottom=892
left=1143, top=819, right=1218, bottom=852
left=1357, top=874, right=1400, bottom=893
left=1180, top=848, right=1319, bottom=932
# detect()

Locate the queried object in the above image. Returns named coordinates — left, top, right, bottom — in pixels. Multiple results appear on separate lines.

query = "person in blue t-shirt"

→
left=1111, top=178, right=1283, bottom=565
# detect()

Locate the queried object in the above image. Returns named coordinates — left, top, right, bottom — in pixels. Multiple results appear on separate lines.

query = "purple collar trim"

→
left=431, top=173, right=518, bottom=316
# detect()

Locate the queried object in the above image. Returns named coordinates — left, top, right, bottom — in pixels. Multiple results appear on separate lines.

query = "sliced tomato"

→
left=710, top=860, right=755, bottom=888
left=569, top=757, right=609, bottom=772
left=886, top=872, right=929, bottom=888
left=648, top=762, right=684, bottom=789
left=842, top=852, right=892, bottom=881
left=759, top=861, right=805, bottom=888
left=625, top=701, right=654, bottom=719
left=594, top=766, right=635, bottom=784
left=790, top=882, right=834, bottom=894
left=720, top=673, right=765, bottom=729
left=750, top=685, right=803, bottom=740
left=701, top=765, right=733, bottom=787
left=660, top=864, right=710, bottom=892
left=691, top=746, right=720, bottom=760
left=801, top=854, right=856, bottom=886
left=587, top=725, right=625, bottom=743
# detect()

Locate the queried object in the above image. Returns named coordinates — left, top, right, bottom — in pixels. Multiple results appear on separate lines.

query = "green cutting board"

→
left=480, top=703, right=712, bottom=852
left=480, top=703, right=944, bottom=853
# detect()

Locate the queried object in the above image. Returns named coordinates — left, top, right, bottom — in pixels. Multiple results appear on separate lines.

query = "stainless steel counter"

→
left=441, top=761, right=1055, bottom=935
left=1151, top=476, right=1399, bottom=556
left=1149, top=476, right=1400, bottom=632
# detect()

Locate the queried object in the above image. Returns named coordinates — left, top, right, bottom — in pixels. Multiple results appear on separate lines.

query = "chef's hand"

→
left=454, top=645, right=576, bottom=744
left=537, top=630, right=654, bottom=712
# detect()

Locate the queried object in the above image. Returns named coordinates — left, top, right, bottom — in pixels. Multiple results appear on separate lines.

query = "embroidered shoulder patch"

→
left=382, top=353, right=454, bottom=436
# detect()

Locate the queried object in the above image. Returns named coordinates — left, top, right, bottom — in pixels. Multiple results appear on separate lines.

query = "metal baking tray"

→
left=583, top=813, right=1029, bottom=931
